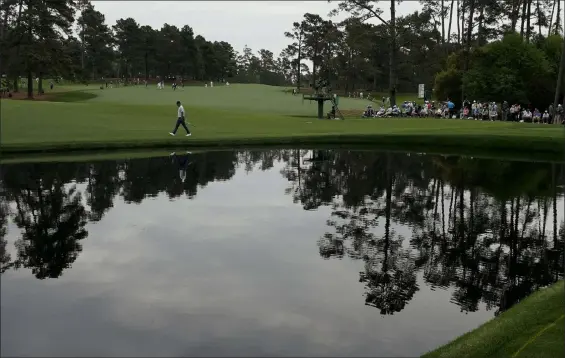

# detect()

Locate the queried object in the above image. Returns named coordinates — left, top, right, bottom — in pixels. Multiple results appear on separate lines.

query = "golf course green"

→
left=1, top=83, right=564, bottom=157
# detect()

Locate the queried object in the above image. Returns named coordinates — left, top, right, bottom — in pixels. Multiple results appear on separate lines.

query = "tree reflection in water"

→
left=281, top=150, right=564, bottom=315
left=1, top=150, right=563, bottom=316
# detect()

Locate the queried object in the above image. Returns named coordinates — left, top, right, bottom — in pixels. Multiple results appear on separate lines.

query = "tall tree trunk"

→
left=553, top=33, right=565, bottom=123
left=296, top=34, right=302, bottom=90
left=478, top=3, right=485, bottom=46
left=549, top=0, right=556, bottom=35
left=462, top=0, right=476, bottom=101
left=555, top=0, right=561, bottom=35
left=38, top=70, right=43, bottom=95
left=312, top=63, right=316, bottom=88
left=144, top=52, right=148, bottom=81
left=457, top=0, right=461, bottom=44
left=5, top=0, right=24, bottom=92
left=441, top=0, right=446, bottom=45
left=26, top=70, right=32, bottom=99
left=520, top=0, right=528, bottom=38
left=0, top=1, right=8, bottom=82
left=537, top=0, right=542, bottom=37
left=26, top=13, right=32, bottom=99
left=448, top=0, right=455, bottom=44
left=511, top=0, right=522, bottom=32
left=389, top=0, right=397, bottom=107
left=526, top=0, right=532, bottom=43
left=461, top=1, right=466, bottom=45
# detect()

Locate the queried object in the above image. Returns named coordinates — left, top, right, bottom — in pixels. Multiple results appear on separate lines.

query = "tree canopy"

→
left=1, top=0, right=564, bottom=105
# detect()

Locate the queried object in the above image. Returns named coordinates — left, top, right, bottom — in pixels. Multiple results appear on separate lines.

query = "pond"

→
left=1, top=150, right=564, bottom=357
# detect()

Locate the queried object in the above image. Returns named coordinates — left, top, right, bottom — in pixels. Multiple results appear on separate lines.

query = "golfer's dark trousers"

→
left=172, top=154, right=190, bottom=167
left=173, top=118, right=190, bottom=134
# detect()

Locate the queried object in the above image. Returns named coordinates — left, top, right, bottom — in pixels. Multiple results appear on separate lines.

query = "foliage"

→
left=434, top=32, right=562, bottom=107
left=1, top=0, right=564, bottom=103
left=434, top=68, right=462, bottom=103
left=463, top=33, right=555, bottom=107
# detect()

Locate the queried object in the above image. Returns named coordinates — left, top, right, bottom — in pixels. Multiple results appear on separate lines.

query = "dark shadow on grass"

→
left=46, top=90, right=99, bottom=103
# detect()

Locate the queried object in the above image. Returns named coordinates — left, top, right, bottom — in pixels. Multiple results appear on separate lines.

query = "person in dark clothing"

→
left=501, top=101, right=509, bottom=121
left=327, top=105, right=336, bottom=119
left=462, top=99, right=470, bottom=110
left=170, top=152, right=192, bottom=182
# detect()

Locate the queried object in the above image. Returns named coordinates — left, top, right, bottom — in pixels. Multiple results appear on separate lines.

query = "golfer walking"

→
left=170, top=100, right=191, bottom=136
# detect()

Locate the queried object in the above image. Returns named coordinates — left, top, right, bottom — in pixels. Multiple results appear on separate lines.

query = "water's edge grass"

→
left=2, top=134, right=564, bottom=163
left=422, top=281, right=565, bottom=358
left=2, top=141, right=564, bottom=164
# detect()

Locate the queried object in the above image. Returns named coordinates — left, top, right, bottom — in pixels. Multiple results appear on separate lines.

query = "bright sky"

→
left=92, top=1, right=422, bottom=57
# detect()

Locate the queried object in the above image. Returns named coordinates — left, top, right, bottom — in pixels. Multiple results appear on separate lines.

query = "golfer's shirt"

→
left=178, top=105, right=185, bottom=120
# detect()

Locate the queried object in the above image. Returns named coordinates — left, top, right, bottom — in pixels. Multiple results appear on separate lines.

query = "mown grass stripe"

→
left=512, top=314, right=565, bottom=357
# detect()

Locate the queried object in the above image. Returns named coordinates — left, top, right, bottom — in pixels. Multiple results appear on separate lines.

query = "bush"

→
left=462, top=33, right=554, bottom=108
left=434, top=68, right=462, bottom=104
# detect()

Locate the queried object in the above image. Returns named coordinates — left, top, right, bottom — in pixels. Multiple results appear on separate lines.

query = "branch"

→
left=349, top=0, right=390, bottom=27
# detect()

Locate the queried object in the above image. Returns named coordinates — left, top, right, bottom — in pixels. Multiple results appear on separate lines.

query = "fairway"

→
left=1, top=84, right=564, bottom=156
left=83, top=83, right=381, bottom=114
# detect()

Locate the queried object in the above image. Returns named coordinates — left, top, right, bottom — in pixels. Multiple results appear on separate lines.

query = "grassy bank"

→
left=2, top=140, right=565, bottom=165
left=1, top=84, right=564, bottom=157
left=422, top=281, right=564, bottom=358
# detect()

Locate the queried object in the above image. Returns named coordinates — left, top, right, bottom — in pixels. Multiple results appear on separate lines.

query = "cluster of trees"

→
left=1, top=151, right=564, bottom=316
left=283, top=0, right=565, bottom=106
left=2, top=0, right=564, bottom=106
left=0, top=0, right=297, bottom=99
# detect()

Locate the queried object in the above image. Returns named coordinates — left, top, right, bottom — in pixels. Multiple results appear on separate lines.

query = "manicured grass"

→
left=422, top=281, right=564, bottom=358
left=1, top=84, right=564, bottom=156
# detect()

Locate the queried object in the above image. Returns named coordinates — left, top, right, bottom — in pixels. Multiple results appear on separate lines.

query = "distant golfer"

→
left=169, top=100, right=191, bottom=136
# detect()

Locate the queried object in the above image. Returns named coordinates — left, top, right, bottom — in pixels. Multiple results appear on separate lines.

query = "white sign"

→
left=418, top=84, right=425, bottom=99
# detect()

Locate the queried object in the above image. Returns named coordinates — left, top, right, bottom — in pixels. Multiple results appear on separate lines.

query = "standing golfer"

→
left=170, top=101, right=191, bottom=136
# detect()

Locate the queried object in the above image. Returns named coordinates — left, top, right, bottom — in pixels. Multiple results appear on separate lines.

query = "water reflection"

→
left=1, top=150, right=564, bottom=355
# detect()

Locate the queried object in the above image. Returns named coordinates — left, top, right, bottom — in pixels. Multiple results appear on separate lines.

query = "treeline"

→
left=283, top=0, right=565, bottom=106
left=2, top=0, right=564, bottom=106
left=0, top=0, right=296, bottom=99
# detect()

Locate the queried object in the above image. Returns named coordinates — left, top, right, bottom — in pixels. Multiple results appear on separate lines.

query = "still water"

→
left=1, top=150, right=564, bottom=357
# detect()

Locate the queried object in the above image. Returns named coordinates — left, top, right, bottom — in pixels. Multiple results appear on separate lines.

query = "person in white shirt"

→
left=542, top=110, right=550, bottom=123
left=521, top=109, right=532, bottom=123
left=489, top=102, right=497, bottom=121
left=169, top=101, right=192, bottom=136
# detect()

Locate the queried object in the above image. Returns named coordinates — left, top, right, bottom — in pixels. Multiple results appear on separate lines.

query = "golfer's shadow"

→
left=170, top=151, right=193, bottom=182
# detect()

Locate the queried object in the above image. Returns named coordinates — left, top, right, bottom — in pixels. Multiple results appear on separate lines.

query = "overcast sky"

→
left=92, top=1, right=422, bottom=57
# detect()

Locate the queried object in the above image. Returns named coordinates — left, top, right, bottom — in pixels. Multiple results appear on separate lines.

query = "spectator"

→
left=502, top=101, right=509, bottom=121
left=555, top=104, right=564, bottom=124
left=549, top=103, right=555, bottom=123
left=542, top=110, right=550, bottom=123
left=533, top=108, right=541, bottom=123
